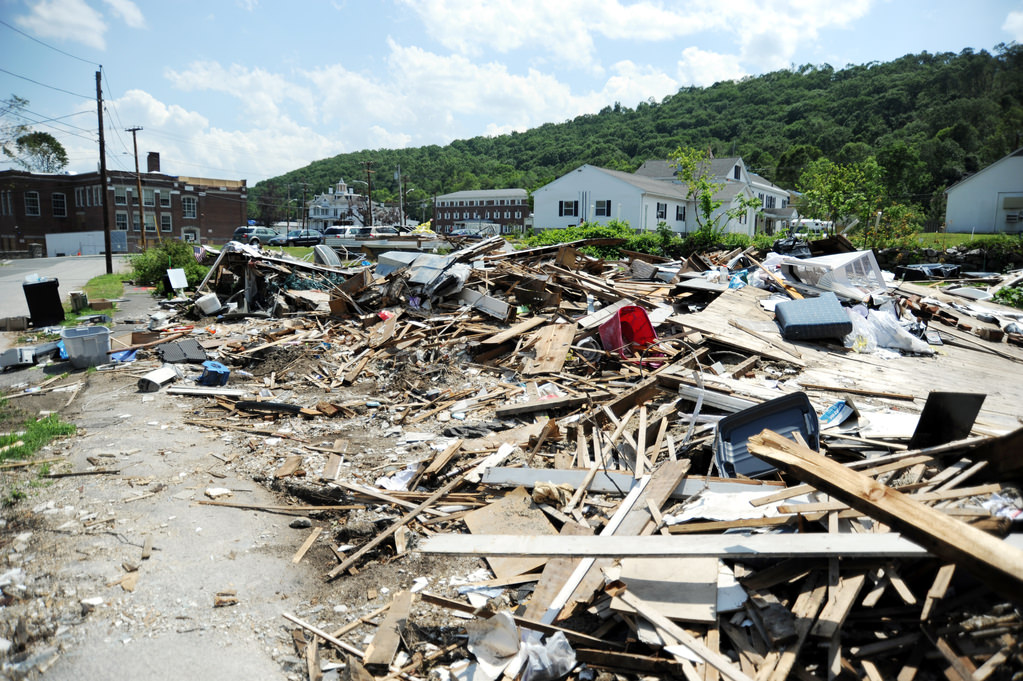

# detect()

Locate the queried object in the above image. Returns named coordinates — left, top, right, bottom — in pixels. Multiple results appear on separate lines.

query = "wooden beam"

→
left=747, top=429, right=1023, bottom=602
left=363, top=590, right=412, bottom=667
left=416, top=532, right=1020, bottom=559
left=609, top=586, right=755, bottom=681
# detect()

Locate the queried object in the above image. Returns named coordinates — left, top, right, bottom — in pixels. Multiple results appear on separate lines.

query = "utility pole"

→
left=96, top=70, right=112, bottom=273
left=299, top=182, right=309, bottom=231
left=363, top=161, right=375, bottom=227
left=126, top=126, right=146, bottom=250
left=397, top=170, right=404, bottom=230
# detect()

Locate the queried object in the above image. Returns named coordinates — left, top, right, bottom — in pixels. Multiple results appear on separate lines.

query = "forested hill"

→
left=250, top=44, right=1023, bottom=224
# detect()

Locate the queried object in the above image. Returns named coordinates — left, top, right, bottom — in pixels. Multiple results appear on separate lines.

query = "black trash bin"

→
left=23, top=277, right=65, bottom=328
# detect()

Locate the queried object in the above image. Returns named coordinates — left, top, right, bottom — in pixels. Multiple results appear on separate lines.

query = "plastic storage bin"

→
left=60, top=326, right=111, bottom=369
left=23, top=277, right=64, bottom=327
left=713, top=392, right=820, bottom=478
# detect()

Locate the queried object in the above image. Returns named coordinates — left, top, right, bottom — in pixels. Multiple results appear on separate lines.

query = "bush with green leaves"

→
left=130, top=240, right=210, bottom=295
left=993, top=286, right=1023, bottom=310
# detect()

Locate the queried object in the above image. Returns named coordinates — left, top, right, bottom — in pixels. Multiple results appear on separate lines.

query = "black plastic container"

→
left=22, top=278, right=64, bottom=328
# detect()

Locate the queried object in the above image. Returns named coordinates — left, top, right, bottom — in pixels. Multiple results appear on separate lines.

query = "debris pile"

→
left=10, top=235, right=1023, bottom=680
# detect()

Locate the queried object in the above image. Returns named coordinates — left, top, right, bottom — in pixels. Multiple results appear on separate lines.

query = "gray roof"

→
left=633, top=160, right=677, bottom=180
left=437, top=188, right=527, bottom=200
left=589, top=166, right=688, bottom=199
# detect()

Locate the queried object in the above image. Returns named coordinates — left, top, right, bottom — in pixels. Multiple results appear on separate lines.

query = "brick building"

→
left=0, top=152, right=247, bottom=253
left=433, top=188, right=529, bottom=235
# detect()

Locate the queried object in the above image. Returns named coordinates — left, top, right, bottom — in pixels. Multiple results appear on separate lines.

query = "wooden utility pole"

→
left=126, top=126, right=146, bottom=250
left=363, top=161, right=375, bottom=227
left=96, top=70, right=112, bottom=273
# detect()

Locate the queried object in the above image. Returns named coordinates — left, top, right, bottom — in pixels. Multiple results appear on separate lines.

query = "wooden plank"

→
left=523, top=522, right=593, bottom=621
left=610, top=556, right=718, bottom=622
left=758, top=572, right=828, bottom=681
left=480, top=466, right=783, bottom=499
left=274, top=455, right=303, bottom=479
left=776, top=483, right=1002, bottom=513
left=747, top=429, right=1023, bottom=601
left=291, top=527, right=322, bottom=564
left=419, top=592, right=618, bottom=649
left=420, top=439, right=462, bottom=479
left=462, top=486, right=557, bottom=579
left=418, top=532, right=1023, bottom=559
left=481, top=316, right=547, bottom=345
left=362, top=590, right=412, bottom=667
left=920, top=563, right=956, bottom=620
left=610, top=586, right=755, bottom=681
left=522, top=322, right=577, bottom=375
left=494, top=395, right=588, bottom=418
left=327, top=473, right=465, bottom=580
left=810, top=571, right=867, bottom=639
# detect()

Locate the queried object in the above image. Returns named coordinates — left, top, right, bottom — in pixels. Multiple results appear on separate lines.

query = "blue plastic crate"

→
left=199, top=360, right=230, bottom=386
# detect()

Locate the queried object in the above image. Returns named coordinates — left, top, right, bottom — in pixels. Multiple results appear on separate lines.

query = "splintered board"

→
left=462, top=486, right=557, bottom=579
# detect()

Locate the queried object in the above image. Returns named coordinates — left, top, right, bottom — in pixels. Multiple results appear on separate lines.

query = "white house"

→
left=533, top=157, right=784, bottom=236
left=945, top=148, right=1023, bottom=234
left=306, top=178, right=368, bottom=232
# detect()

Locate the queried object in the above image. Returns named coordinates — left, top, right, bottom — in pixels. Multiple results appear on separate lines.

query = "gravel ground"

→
left=1, top=289, right=487, bottom=680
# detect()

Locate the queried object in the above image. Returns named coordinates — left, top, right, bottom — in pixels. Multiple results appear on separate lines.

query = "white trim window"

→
left=115, top=212, right=129, bottom=230
left=595, top=200, right=611, bottom=217
left=656, top=202, right=667, bottom=220
left=159, top=191, right=170, bottom=208
left=75, top=187, right=86, bottom=208
left=24, top=191, right=40, bottom=216
left=92, top=185, right=101, bottom=206
left=558, top=200, right=578, bottom=217
left=160, top=214, right=172, bottom=232
left=143, top=188, right=155, bottom=207
left=676, top=205, right=686, bottom=221
left=114, top=186, right=127, bottom=205
left=145, top=214, right=157, bottom=232
left=52, top=192, right=67, bottom=217
left=182, top=196, right=197, bottom=218
left=0, top=190, right=11, bottom=215
left=132, top=213, right=141, bottom=231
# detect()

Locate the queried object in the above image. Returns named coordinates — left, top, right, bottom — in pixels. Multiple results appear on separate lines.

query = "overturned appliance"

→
left=778, top=250, right=887, bottom=303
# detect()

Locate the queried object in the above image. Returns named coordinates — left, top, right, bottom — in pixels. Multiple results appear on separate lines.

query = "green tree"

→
left=1, top=94, right=30, bottom=164
left=13, top=131, right=68, bottom=172
left=797, top=157, right=885, bottom=231
left=668, top=145, right=763, bottom=236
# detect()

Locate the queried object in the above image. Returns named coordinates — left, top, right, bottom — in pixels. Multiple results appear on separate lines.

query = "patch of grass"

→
left=0, top=408, right=76, bottom=464
left=59, top=306, right=115, bottom=327
left=82, top=273, right=127, bottom=301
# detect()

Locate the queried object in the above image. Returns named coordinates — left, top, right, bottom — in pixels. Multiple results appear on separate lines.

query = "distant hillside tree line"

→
left=249, top=44, right=1023, bottom=232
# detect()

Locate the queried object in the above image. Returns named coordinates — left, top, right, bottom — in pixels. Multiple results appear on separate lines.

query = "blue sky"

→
left=2, top=0, right=1021, bottom=184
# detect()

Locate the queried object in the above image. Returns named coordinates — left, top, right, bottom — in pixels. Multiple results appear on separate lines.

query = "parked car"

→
left=270, top=229, right=323, bottom=247
left=232, top=226, right=279, bottom=245
left=448, top=230, right=484, bottom=240
left=352, top=226, right=400, bottom=238
left=323, top=226, right=361, bottom=238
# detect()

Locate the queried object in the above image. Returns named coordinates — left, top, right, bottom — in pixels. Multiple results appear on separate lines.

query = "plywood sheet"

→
left=610, top=557, right=718, bottom=622
left=462, top=486, right=557, bottom=579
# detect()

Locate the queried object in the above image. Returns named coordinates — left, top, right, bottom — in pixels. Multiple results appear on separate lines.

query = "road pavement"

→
left=0, top=255, right=131, bottom=319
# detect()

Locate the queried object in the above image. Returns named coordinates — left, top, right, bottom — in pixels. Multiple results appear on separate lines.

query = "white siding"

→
left=945, top=154, right=1023, bottom=234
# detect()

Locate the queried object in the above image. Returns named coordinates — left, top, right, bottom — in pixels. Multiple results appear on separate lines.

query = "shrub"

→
left=130, top=240, right=210, bottom=295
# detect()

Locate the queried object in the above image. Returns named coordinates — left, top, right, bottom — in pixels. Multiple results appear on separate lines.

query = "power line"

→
left=0, top=19, right=100, bottom=66
left=0, top=67, right=92, bottom=99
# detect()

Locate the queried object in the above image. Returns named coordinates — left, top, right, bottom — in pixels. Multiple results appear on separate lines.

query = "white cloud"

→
left=400, top=0, right=875, bottom=73
left=164, top=62, right=314, bottom=128
left=602, top=61, right=678, bottom=105
left=1004, top=10, right=1023, bottom=41
left=93, top=88, right=340, bottom=181
left=102, top=0, right=145, bottom=28
left=236, top=0, right=258, bottom=10
left=14, top=0, right=107, bottom=50
left=676, top=47, right=746, bottom=87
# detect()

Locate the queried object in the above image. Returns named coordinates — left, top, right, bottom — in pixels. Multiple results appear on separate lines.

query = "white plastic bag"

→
left=520, top=631, right=577, bottom=681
